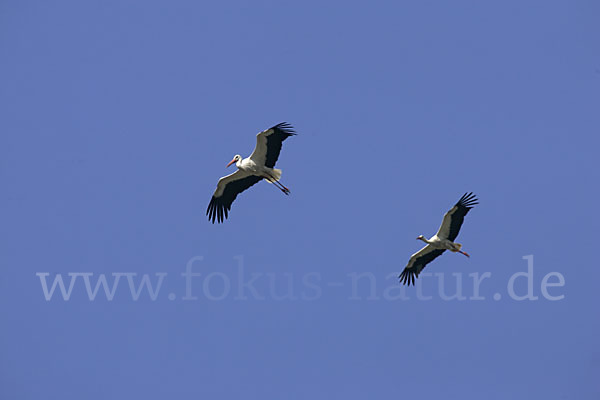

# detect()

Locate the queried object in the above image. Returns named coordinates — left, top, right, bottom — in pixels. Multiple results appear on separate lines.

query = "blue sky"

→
left=1, top=0, right=599, bottom=398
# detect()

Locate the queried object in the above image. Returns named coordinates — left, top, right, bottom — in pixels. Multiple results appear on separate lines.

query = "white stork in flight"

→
left=399, top=192, right=479, bottom=285
left=207, top=122, right=296, bottom=223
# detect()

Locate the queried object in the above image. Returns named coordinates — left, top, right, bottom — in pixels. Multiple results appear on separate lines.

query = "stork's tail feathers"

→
left=265, top=168, right=282, bottom=183
left=451, top=243, right=463, bottom=252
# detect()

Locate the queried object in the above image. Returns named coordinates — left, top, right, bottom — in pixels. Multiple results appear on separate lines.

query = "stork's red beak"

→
left=226, top=158, right=236, bottom=168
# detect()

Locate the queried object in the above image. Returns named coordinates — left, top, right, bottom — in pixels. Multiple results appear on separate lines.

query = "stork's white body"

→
left=416, top=235, right=462, bottom=251
left=213, top=157, right=282, bottom=199
left=234, top=157, right=280, bottom=181
left=238, top=157, right=258, bottom=172
left=405, top=235, right=464, bottom=271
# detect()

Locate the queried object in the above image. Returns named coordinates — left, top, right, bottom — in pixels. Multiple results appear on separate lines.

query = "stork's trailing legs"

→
left=265, top=173, right=290, bottom=195
left=450, top=243, right=470, bottom=258
left=277, top=181, right=291, bottom=195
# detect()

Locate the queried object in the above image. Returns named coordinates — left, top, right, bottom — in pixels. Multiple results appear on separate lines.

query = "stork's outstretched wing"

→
left=250, top=122, right=296, bottom=168
left=399, top=245, right=446, bottom=286
left=435, top=192, right=479, bottom=241
left=207, top=170, right=262, bottom=223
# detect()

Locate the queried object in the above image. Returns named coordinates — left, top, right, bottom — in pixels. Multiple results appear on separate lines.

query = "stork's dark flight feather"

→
left=206, top=175, right=262, bottom=223
left=445, top=192, right=478, bottom=242
left=262, top=122, right=296, bottom=168
left=399, top=249, right=445, bottom=286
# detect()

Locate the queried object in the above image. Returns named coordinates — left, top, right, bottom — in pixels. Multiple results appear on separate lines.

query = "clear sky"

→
left=1, top=1, right=599, bottom=399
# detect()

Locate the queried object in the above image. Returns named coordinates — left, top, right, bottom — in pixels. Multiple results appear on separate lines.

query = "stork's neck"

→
left=236, top=158, right=244, bottom=169
left=418, top=236, right=431, bottom=244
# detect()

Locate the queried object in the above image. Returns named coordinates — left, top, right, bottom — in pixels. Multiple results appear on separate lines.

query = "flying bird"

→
left=207, top=122, right=296, bottom=223
left=399, top=192, right=479, bottom=285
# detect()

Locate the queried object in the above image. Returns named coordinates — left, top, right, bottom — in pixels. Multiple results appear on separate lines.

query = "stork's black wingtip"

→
left=272, top=122, right=297, bottom=136
left=457, top=192, right=479, bottom=209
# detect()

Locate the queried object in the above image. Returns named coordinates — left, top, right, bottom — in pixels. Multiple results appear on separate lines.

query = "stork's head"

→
left=416, top=235, right=426, bottom=241
left=226, top=155, right=242, bottom=168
